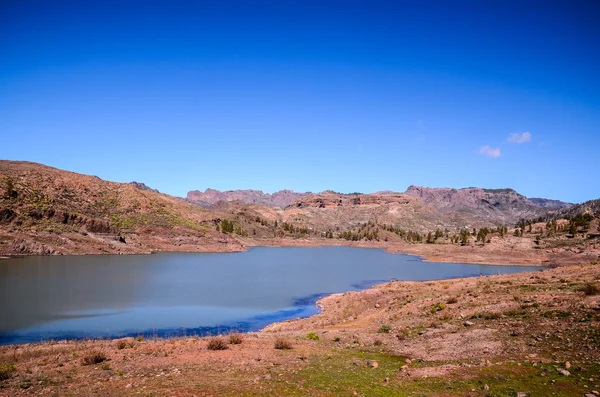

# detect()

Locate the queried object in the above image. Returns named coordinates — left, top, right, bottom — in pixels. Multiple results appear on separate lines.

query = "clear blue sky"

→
left=1, top=0, right=599, bottom=203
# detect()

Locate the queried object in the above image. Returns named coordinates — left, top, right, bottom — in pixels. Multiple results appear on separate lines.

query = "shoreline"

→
left=0, top=250, right=543, bottom=347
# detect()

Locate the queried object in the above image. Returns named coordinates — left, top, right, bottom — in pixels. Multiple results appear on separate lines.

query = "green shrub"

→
left=0, top=363, right=16, bottom=380
left=377, top=324, right=392, bottom=334
left=306, top=332, right=320, bottom=341
left=446, top=296, right=458, bottom=304
left=430, top=303, right=447, bottom=313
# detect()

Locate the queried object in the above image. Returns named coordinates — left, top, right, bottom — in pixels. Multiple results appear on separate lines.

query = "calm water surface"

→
left=0, top=246, right=541, bottom=345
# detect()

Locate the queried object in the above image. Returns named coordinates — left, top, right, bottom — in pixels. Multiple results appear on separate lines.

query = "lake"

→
left=0, top=246, right=541, bottom=345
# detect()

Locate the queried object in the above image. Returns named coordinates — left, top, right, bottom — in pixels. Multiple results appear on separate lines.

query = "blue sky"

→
left=1, top=1, right=599, bottom=203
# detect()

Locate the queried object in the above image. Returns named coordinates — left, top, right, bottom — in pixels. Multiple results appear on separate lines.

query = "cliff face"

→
left=403, top=185, right=570, bottom=225
left=187, top=188, right=309, bottom=208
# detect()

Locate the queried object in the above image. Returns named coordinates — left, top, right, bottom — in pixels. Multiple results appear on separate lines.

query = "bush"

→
left=206, top=337, right=228, bottom=351
left=377, top=324, right=392, bottom=334
left=228, top=333, right=244, bottom=345
left=446, top=296, right=458, bottom=304
left=333, top=337, right=341, bottom=342
left=100, top=363, right=111, bottom=370
left=115, top=339, right=134, bottom=350
left=483, top=311, right=501, bottom=320
left=81, top=351, right=107, bottom=366
left=136, top=335, right=144, bottom=342
left=582, top=282, right=599, bottom=296
left=0, top=363, right=16, bottom=380
left=306, top=332, right=319, bottom=341
left=274, top=338, right=293, bottom=350
left=431, top=303, right=447, bottom=314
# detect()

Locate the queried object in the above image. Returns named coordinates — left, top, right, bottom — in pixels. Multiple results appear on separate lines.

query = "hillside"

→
left=0, top=161, right=243, bottom=255
left=187, top=188, right=308, bottom=208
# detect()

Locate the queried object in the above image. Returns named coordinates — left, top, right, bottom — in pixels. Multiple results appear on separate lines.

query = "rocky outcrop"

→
left=128, top=181, right=159, bottom=193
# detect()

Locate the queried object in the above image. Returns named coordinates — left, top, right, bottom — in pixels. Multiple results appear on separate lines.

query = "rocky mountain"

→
left=555, top=198, right=600, bottom=218
left=187, top=188, right=309, bottom=208
left=403, top=185, right=571, bottom=225
left=1, top=161, right=583, bottom=256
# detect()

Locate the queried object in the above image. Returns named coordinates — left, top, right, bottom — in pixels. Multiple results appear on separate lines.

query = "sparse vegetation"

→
left=377, top=324, right=392, bottom=334
left=306, top=332, right=320, bottom=340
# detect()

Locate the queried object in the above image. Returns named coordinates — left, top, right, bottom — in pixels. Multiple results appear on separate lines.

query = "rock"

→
left=484, top=384, right=489, bottom=391
left=516, top=393, right=531, bottom=397
left=367, top=360, right=378, bottom=368
left=125, top=384, right=132, bottom=389
left=400, top=365, right=409, bottom=371
left=565, top=361, right=571, bottom=369
left=557, top=368, right=570, bottom=376
left=384, top=377, right=390, bottom=383
left=375, top=303, right=380, bottom=308
left=463, top=321, right=474, bottom=327
left=405, top=359, right=412, bottom=364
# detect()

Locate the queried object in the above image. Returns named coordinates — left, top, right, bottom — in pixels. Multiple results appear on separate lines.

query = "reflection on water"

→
left=0, top=247, right=541, bottom=344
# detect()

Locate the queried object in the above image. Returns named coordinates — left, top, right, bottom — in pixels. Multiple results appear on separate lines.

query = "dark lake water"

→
left=0, top=246, right=541, bottom=345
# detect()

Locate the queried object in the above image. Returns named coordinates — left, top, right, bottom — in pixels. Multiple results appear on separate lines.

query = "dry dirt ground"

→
left=1, top=264, right=599, bottom=396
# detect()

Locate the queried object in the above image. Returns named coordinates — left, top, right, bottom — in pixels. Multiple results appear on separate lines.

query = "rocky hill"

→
left=279, top=191, right=479, bottom=232
left=555, top=198, right=600, bottom=218
left=528, top=197, right=572, bottom=209
left=403, top=185, right=571, bottom=225
left=0, top=161, right=243, bottom=255
left=187, top=188, right=309, bottom=208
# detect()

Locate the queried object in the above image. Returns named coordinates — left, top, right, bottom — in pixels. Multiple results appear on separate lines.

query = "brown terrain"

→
left=1, top=160, right=600, bottom=396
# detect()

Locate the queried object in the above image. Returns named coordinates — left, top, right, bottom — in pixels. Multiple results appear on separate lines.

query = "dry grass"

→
left=228, top=333, right=244, bottom=345
left=274, top=338, right=293, bottom=350
left=582, top=282, right=599, bottom=296
left=206, top=337, right=228, bottom=351
left=81, top=351, right=107, bottom=366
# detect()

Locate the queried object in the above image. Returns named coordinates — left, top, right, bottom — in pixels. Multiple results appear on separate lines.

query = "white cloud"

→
left=478, top=145, right=501, bottom=158
left=508, top=131, right=531, bottom=144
